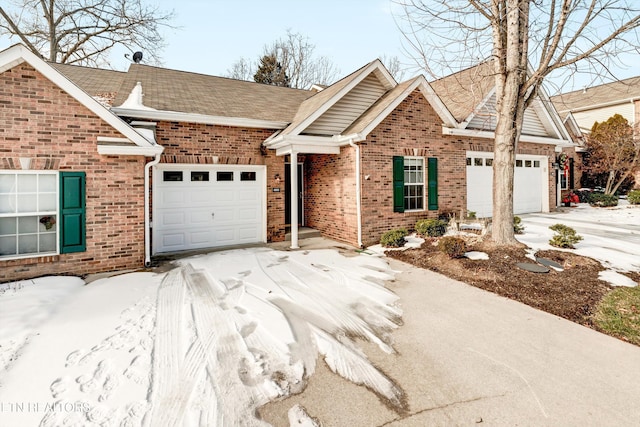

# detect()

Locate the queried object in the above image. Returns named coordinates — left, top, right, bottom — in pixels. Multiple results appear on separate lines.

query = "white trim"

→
left=110, top=107, right=289, bottom=129
left=97, top=144, right=164, bottom=156
left=556, top=97, right=640, bottom=114
left=442, top=126, right=574, bottom=146
left=0, top=44, right=159, bottom=149
left=357, top=76, right=458, bottom=138
left=152, top=163, right=267, bottom=255
left=348, top=139, right=363, bottom=247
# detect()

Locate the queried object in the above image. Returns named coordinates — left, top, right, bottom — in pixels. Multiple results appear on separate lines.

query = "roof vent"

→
left=133, top=51, right=143, bottom=63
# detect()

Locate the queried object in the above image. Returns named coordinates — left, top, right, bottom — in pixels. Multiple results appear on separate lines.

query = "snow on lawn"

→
left=517, top=202, right=640, bottom=285
left=0, top=248, right=403, bottom=426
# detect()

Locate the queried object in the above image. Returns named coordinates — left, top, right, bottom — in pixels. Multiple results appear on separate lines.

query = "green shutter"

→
left=427, top=157, right=438, bottom=210
left=393, top=156, right=405, bottom=213
left=60, top=172, right=86, bottom=253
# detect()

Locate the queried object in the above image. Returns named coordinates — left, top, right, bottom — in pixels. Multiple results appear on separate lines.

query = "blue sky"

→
left=1, top=0, right=639, bottom=94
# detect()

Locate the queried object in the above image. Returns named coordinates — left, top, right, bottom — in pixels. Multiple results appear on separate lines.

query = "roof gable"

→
left=552, top=75, right=640, bottom=113
left=0, top=44, right=159, bottom=151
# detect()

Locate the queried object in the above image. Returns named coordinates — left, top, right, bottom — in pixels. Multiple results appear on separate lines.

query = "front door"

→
left=284, top=164, right=303, bottom=226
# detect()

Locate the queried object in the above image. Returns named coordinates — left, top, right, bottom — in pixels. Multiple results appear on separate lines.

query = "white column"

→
left=290, top=151, right=299, bottom=249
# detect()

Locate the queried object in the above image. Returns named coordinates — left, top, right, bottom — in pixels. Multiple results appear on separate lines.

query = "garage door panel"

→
left=154, top=166, right=265, bottom=253
left=467, top=153, right=543, bottom=217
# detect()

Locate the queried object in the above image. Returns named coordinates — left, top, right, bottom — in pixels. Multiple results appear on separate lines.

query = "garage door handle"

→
left=211, top=212, right=215, bottom=219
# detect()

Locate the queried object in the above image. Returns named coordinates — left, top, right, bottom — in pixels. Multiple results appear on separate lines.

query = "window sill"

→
left=0, top=253, right=59, bottom=265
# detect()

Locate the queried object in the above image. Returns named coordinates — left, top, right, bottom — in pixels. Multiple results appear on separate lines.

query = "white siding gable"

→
left=466, top=93, right=556, bottom=137
left=302, top=74, right=387, bottom=136
left=573, top=103, right=634, bottom=131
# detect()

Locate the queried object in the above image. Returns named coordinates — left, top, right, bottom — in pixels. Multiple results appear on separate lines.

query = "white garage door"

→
left=466, top=152, right=546, bottom=218
left=153, top=165, right=265, bottom=254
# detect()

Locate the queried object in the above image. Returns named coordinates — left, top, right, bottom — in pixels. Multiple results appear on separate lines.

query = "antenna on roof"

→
left=133, top=51, right=143, bottom=64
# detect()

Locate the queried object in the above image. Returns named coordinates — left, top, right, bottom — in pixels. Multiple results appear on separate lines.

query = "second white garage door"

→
left=153, top=165, right=265, bottom=254
left=466, top=152, right=548, bottom=218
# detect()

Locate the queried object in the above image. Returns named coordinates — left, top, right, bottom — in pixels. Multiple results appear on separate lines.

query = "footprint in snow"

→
left=65, top=349, right=87, bottom=367
left=50, top=376, right=72, bottom=398
left=124, top=354, right=150, bottom=384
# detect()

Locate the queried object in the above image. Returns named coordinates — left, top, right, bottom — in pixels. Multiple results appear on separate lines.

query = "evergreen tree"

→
left=253, top=54, right=290, bottom=87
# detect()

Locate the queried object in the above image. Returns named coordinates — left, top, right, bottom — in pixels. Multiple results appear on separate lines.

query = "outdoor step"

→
left=285, top=227, right=322, bottom=241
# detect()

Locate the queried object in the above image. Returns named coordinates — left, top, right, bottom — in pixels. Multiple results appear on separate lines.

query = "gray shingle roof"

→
left=551, top=76, right=640, bottom=112
left=113, top=64, right=312, bottom=122
left=50, top=63, right=126, bottom=98
left=429, top=61, right=495, bottom=122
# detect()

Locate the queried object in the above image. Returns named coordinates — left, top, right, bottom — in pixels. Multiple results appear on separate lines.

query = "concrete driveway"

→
left=260, top=257, right=640, bottom=426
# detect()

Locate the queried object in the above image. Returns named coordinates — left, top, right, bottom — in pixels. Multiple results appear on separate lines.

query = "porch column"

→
left=290, top=151, right=299, bottom=249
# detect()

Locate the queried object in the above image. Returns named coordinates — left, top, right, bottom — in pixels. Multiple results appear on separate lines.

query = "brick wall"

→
left=153, top=121, right=286, bottom=242
left=303, top=90, right=558, bottom=247
left=0, top=64, right=146, bottom=282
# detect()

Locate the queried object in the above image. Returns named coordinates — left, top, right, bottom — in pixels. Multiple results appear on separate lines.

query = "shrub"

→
left=415, top=218, right=447, bottom=237
left=380, top=228, right=408, bottom=248
left=574, top=189, right=592, bottom=203
left=549, top=224, right=583, bottom=249
left=628, top=189, right=640, bottom=205
left=466, top=211, right=477, bottom=219
left=513, top=216, right=525, bottom=234
left=588, top=192, right=618, bottom=207
left=437, top=236, right=467, bottom=258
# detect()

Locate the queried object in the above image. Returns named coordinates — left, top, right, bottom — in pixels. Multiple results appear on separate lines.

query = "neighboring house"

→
left=1, top=44, right=574, bottom=281
left=552, top=76, right=640, bottom=190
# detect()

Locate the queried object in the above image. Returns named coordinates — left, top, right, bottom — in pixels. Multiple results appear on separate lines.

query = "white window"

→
left=0, top=172, right=58, bottom=259
left=404, top=157, right=424, bottom=211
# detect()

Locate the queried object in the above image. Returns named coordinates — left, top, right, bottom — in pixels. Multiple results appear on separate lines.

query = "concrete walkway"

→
left=260, top=257, right=640, bottom=426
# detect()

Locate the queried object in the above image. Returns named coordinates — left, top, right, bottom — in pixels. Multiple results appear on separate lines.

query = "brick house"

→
left=1, top=44, right=575, bottom=281
left=552, top=76, right=640, bottom=191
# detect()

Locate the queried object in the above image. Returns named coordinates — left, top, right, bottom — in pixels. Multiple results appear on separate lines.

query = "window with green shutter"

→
left=60, top=172, right=86, bottom=253
left=393, top=156, right=434, bottom=212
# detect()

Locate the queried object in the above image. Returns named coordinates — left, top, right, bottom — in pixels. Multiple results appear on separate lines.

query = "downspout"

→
left=144, top=154, right=161, bottom=267
left=348, top=139, right=363, bottom=248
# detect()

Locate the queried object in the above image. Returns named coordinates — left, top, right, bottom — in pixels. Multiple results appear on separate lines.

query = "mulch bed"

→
left=387, top=238, right=614, bottom=327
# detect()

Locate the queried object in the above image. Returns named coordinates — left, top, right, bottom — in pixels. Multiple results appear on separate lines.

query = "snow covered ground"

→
left=517, top=201, right=640, bottom=285
left=0, top=203, right=638, bottom=426
left=0, top=248, right=402, bottom=426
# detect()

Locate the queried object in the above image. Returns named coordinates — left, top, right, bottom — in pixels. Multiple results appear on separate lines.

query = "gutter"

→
left=348, top=139, right=363, bottom=248
left=144, top=154, right=162, bottom=267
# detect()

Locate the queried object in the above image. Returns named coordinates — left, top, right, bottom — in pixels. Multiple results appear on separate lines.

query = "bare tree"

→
left=0, top=0, right=175, bottom=66
left=379, top=54, right=407, bottom=81
left=227, top=31, right=340, bottom=89
left=584, top=114, right=640, bottom=194
left=226, top=56, right=254, bottom=81
left=396, top=1, right=640, bottom=244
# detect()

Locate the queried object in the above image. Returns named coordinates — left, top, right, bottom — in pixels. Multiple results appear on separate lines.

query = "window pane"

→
left=525, top=160, right=532, bottom=167
left=18, top=234, right=37, bottom=254
left=516, top=160, right=523, bottom=167
left=0, top=218, right=16, bottom=235
left=18, top=175, right=37, bottom=192
left=0, top=236, right=16, bottom=256
left=18, top=216, right=38, bottom=233
left=39, top=174, right=56, bottom=192
left=241, top=171, right=256, bottom=181
left=39, top=193, right=56, bottom=211
left=39, top=233, right=56, bottom=252
left=163, top=171, right=183, bottom=181
left=485, top=158, right=493, bottom=166
left=0, top=174, right=15, bottom=193
left=191, top=171, right=209, bottom=181
left=466, top=157, right=471, bottom=166
left=0, top=194, right=15, bottom=213
left=474, top=158, right=483, bottom=166
left=216, top=172, right=234, bottom=181
left=17, top=194, right=37, bottom=213
left=39, top=215, right=56, bottom=231
left=534, top=160, right=540, bottom=167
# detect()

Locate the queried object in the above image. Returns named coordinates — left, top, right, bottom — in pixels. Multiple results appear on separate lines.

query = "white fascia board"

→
left=535, top=86, right=573, bottom=141
left=441, top=126, right=575, bottom=146
left=356, top=77, right=458, bottom=139
left=275, top=144, right=341, bottom=156
left=556, top=97, right=640, bottom=114
left=266, top=134, right=343, bottom=155
left=0, top=44, right=157, bottom=149
left=286, top=60, right=396, bottom=136
left=97, top=144, right=164, bottom=156
left=110, top=107, right=288, bottom=129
